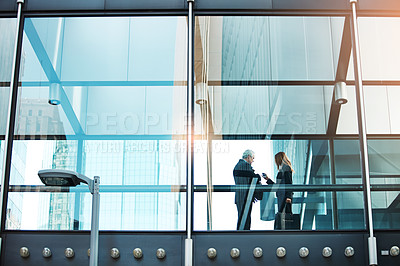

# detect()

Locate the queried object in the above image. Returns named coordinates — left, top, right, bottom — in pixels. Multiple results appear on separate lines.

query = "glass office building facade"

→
left=1, top=0, right=400, bottom=265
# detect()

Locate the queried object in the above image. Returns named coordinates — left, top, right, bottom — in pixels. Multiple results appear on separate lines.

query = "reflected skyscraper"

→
left=81, top=140, right=184, bottom=230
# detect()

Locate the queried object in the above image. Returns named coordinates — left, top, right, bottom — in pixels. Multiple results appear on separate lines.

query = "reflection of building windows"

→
left=81, top=140, right=183, bottom=230
left=46, top=140, right=77, bottom=230
left=18, top=99, right=65, bottom=135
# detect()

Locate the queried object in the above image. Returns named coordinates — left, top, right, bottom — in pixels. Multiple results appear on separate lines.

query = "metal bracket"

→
left=185, top=239, right=193, bottom=266
left=368, top=237, right=378, bottom=266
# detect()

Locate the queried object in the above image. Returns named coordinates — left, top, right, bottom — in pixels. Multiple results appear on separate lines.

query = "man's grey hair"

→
left=242, top=149, right=254, bottom=159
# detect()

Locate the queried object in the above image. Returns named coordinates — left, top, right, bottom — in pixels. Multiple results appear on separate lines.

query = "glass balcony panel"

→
left=193, top=191, right=365, bottom=231
left=334, top=139, right=362, bottom=185
left=368, top=139, right=400, bottom=229
left=371, top=191, right=400, bottom=230
left=368, top=140, right=400, bottom=180
left=335, top=191, right=365, bottom=229
left=6, top=191, right=185, bottom=230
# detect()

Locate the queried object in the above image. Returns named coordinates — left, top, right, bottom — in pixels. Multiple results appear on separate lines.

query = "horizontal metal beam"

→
left=3, top=134, right=400, bottom=141
left=21, top=81, right=184, bottom=87
left=0, top=0, right=398, bottom=14
left=13, top=80, right=400, bottom=88
left=6, top=184, right=373, bottom=193
left=8, top=185, right=186, bottom=193
left=9, top=184, right=400, bottom=193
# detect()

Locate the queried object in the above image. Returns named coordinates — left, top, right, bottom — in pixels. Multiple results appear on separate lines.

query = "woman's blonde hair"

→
left=275, top=152, right=294, bottom=172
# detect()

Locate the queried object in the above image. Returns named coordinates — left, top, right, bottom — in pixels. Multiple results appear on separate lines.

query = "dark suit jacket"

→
left=274, top=164, right=293, bottom=201
left=233, top=159, right=262, bottom=206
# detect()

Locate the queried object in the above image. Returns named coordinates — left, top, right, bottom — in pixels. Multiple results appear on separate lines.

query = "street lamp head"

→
left=38, top=169, right=89, bottom=187
left=38, top=169, right=100, bottom=266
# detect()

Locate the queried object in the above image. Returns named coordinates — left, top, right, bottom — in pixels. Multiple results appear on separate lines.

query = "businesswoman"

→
left=263, top=151, right=294, bottom=213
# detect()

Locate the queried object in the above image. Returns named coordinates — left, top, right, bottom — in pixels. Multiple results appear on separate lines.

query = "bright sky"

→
left=194, top=140, right=275, bottom=230
left=21, top=141, right=48, bottom=229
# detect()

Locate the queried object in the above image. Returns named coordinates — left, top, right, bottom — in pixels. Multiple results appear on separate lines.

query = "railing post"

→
left=349, top=0, right=377, bottom=265
left=185, top=0, right=195, bottom=265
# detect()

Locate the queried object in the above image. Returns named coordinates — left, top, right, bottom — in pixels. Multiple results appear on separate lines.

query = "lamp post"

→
left=38, top=169, right=100, bottom=266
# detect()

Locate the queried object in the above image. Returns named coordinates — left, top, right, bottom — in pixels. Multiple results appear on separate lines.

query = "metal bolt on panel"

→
left=133, top=248, right=143, bottom=259
left=276, top=247, right=286, bottom=258
left=156, top=248, right=166, bottom=259
left=110, top=248, right=120, bottom=259
left=64, top=248, right=75, bottom=258
left=42, top=247, right=52, bottom=258
left=19, top=247, right=30, bottom=258
left=207, top=248, right=217, bottom=259
left=322, top=247, right=332, bottom=258
left=299, top=247, right=309, bottom=258
left=230, top=248, right=240, bottom=259
left=390, top=246, right=399, bottom=257
left=253, top=247, right=263, bottom=258
left=344, top=246, right=354, bottom=257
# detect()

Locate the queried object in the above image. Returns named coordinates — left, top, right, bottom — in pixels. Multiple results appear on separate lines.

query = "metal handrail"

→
left=6, top=184, right=400, bottom=193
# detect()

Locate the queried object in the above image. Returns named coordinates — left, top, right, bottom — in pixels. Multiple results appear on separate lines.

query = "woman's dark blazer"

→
left=274, top=164, right=293, bottom=212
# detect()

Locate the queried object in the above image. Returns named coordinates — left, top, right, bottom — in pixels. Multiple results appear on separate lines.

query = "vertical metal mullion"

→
left=328, top=137, right=338, bottom=230
left=73, top=139, right=84, bottom=230
left=185, top=0, right=195, bottom=266
left=0, top=0, right=25, bottom=234
left=349, top=1, right=377, bottom=265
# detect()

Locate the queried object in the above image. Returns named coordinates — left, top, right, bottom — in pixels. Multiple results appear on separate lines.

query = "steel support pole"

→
left=328, top=138, right=339, bottom=230
left=185, top=0, right=195, bottom=265
left=89, top=176, right=100, bottom=266
left=349, top=1, right=377, bottom=265
left=0, top=0, right=25, bottom=234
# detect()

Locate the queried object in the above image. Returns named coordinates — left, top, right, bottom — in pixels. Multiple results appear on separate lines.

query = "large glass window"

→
left=193, top=16, right=364, bottom=231
left=356, top=17, right=400, bottom=230
left=0, top=18, right=18, bottom=228
left=8, top=14, right=396, bottom=233
left=0, top=18, right=18, bottom=174
left=7, top=16, right=187, bottom=230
